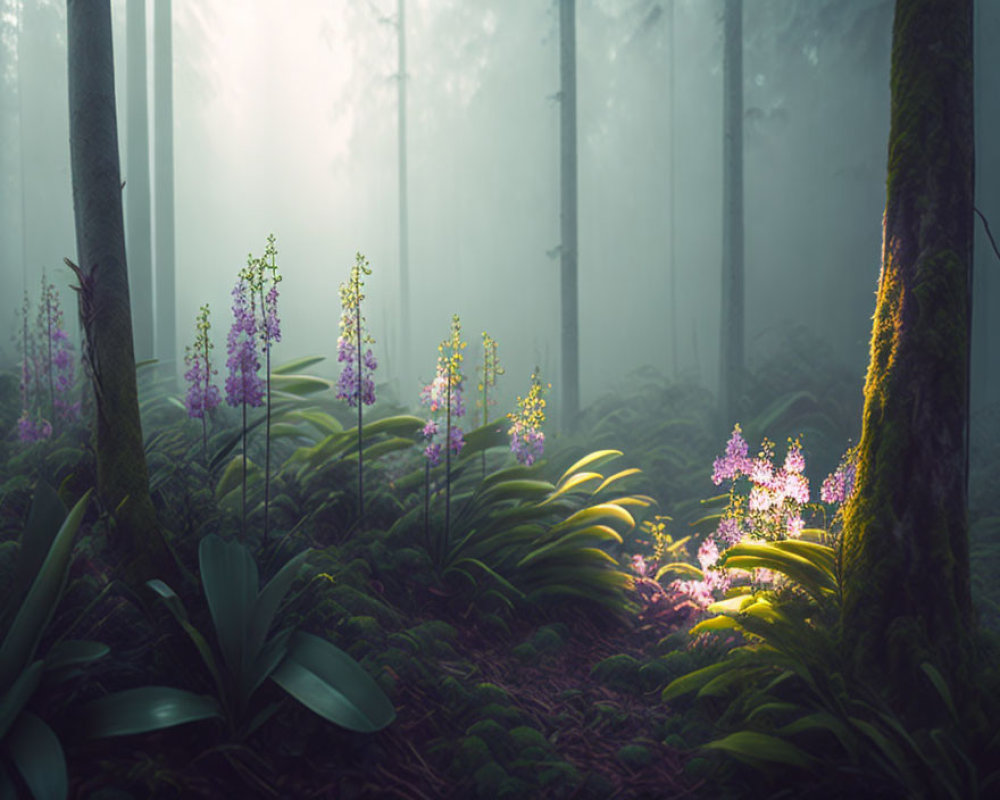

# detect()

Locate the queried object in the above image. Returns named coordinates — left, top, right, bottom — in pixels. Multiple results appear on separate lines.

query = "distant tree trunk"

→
left=16, top=0, right=27, bottom=293
left=67, top=0, right=176, bottom=586
left=668, top=0, right=678, bottom=379
left=840, top=0, right=974, bottom=715
left=154, top=0, right=176, bottom=386
left=126, top=0, right=153, bottom=362
left=559, top=0, right=579, bottom=432
left=397, top=0, right=410, bottom=392
left=719, top=0, right=743, bottom=430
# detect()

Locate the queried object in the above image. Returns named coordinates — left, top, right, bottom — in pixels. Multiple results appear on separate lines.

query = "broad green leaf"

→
left=247, top=549, right=312, bottom=662
left=0, top=490, right=91, bottom=691
left=43, top=640, right=109, bottom=672
left=703, top=730, right=814, bottom=768
left=15, top=482, right=67, bottom=602
left=270, top=373, right=332, bottom=397
left=272, top=631, right=395, bottom=733
left=5, top=711, right=66, bottom=800
left=82, top=686, right=223, bottom=738
left=272, top=355, right=326, bottom=375
left=359, top=414, right=425, bottom=439
left=199, top=535, right=258, bottom=678
left=517, top=526, right=623, bottom=568
left=0, top=660, right=43, bottom=740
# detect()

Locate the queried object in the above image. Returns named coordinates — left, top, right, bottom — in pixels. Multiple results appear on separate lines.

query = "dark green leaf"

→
left=82, top=686, right=223, bottom=738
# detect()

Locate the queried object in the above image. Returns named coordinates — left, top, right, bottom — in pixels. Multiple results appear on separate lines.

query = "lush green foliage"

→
left=82, top=534, right=395, bottom=741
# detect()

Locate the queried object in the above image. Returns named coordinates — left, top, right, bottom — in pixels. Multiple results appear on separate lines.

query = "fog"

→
left=3, top=0, right=1000, bottom=417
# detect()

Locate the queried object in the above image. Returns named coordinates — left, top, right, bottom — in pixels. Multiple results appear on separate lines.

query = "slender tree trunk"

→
left=668, top=0, right=678, bottom=379
left=559, top=0, right=579, bottom=432
left=16, top=0, right=27, bottom=295
left=126, top=0, right=153, bottom=362
left=154, top=0, right=176, bottom=385
left=840, top=0, right=974, bottom=716
left=67, top=0, right=176, bottom=587
left=397, top=0, right=410, bottom=394
left=719, top=0, right=744, bottom=431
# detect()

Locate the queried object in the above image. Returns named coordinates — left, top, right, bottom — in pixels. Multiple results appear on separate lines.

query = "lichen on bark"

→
left=839, top=0, right=974, bottom=717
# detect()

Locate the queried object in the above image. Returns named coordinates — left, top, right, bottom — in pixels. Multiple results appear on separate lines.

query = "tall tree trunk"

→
left=668, top=0, right=678, bottom=379
left=154, top=0, right=176, bottom=385
left=719, top=0, right=743, bottom=431
left=126, top=0, right=153, bottom=362
left=67, top=0, right=175, bottom=586
left=559, top=0, right=579, bottom=432
left=16, top=0, right=27, bottom=294
left=397, top=0, right=410, bottom=394
left=840, top=0, right=974, bottom=714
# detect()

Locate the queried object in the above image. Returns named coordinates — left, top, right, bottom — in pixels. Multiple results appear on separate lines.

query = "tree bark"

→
left=67, top=0, right=175, bottom=586
left=840, top=0, right=974, bottom=714
left=719, top=0, right=743, bottom=432
left=397, top=0, right=411, bottom=395
left=560, top=0, right=579, bottom=432
left=154, top=0, right=176, bottom=385
left=126, top=0, right=154, bottom=362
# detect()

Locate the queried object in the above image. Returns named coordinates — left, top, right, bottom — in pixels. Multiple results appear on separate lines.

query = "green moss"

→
left=466, top=719, right=512, bottom=759
left=450, top=735, right=492, bottom=775
left=342, top=615, right=382, bottom=641
left=327, top=584, right=400, bottom=626
left=509, top=726, right=549, bottom=754
left=474, top=682, right=511, bottom=705
left=530, top=623, right=570, bottom=653
left=537, top=761, right=579, bottom=788
left=512, top=642, right=536, bottom=662
left=478, top=703, right=523, bottom=726
left=590, top=653, right=643, bottom=694
left=616, top=744, right=653, bottom=769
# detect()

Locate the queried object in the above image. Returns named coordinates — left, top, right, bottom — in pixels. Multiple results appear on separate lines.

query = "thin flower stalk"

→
left=183, top=303, right=221, bottom=462
left=226, top=273, right=265, bottom=539
left=336, top=252, right=377, bottom=527
left=507, top=369, right=548, bottom=466
left=245, top=234, right=282, bottom=542
left=477, top=331, right=503, bottom=476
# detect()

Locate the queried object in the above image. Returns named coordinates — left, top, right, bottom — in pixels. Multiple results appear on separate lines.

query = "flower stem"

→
left=241, top=397, right=247, bottom=541
left=356, top=287, right=365, bottom=526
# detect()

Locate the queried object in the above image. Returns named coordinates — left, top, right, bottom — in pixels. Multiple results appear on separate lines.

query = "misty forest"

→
left=1, top=0, right=999, bottom=797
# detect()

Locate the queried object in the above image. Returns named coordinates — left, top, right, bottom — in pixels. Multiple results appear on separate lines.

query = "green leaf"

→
left=269, top=373, right=332, bottom=397
left=920, top=662, right=959, bottom=725
left=0, top=660, right=43, bottom=740
left=272, top=631, right=395, bottom=733
left=594, top=468, right=642, bottom=494
left=82, top=686, right=223, bottom=738
left=539, top=472, right=603, bottom=504
left=271, top=355, right=326, bottom=375
left=358, top=415, right=425, bottom=439
left=43, top=640, right=109, bottom=672
left=654, top=561, right=703, bottom=580
left=145, top=580, right=225, bottom=699
left=5, top=711, right=66, bottom=800
left=556, top=450, right=622, bottom=486
left=15, top=482, right=67, bottom=602
left=215, top=456, right=259, bottom=501
left=246, top=549, right=311, bottom=664
left=690, top=615, right=741, bottom=634
left=199, top=535, right=258, bottom=678
left=0, top=490, right=91, bottom=691
left=548, top=503, right=635, bottom=536
left=662, top=661, right=735, bottom=701
left=703, top=730, right=814, bottom=768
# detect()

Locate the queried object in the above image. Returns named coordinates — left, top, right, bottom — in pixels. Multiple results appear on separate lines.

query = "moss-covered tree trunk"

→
left=67, top=0, right=176, bottom=587
left=840, top=0, right=974, bottom=711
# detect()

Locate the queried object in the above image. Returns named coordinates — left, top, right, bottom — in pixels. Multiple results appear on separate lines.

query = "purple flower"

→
left=821, top=461, right=857, bottom=505
left=716, top=516, right=743, bottom=547
left=422, top=419, right=439, bottom=439
left=784, top=444, right=806, bottom=475
left=509, top=422, right=545, bottom=466
left=225, top=279, right=265, bottom=407
left=424, top=442, right=442, bottom=467
left=711, top=425, right=752, bottom=484
left=17, top=413, right=52, bottom=443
